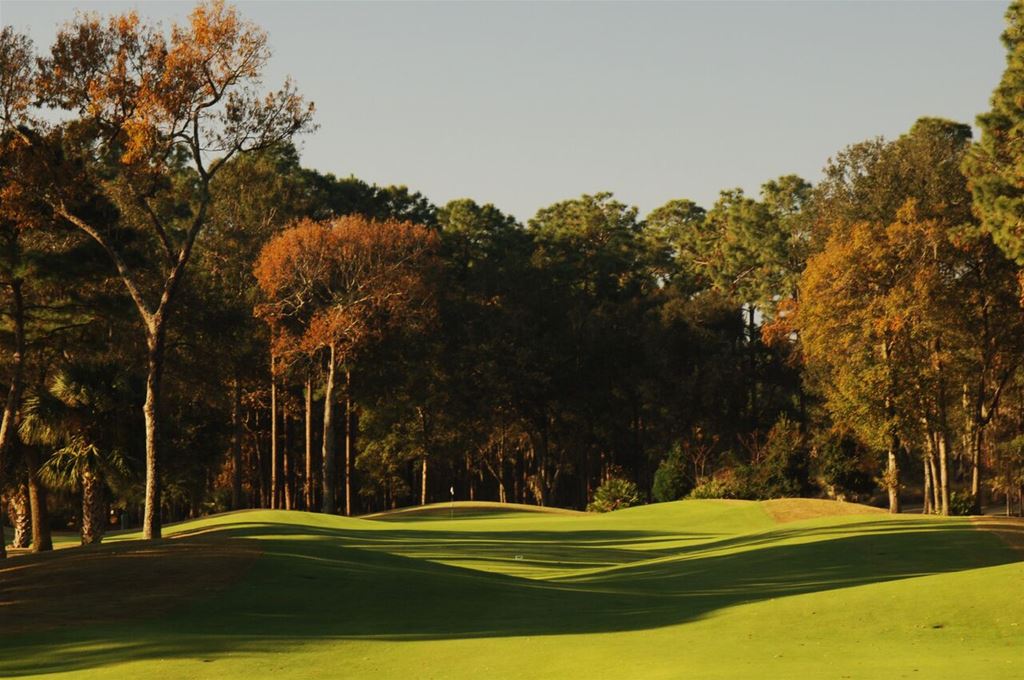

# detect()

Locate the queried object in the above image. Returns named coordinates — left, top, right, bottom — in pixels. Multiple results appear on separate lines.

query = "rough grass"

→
left=761, top=497, right=887, bottom=523
left=2, top=498, right=1022, bottom=679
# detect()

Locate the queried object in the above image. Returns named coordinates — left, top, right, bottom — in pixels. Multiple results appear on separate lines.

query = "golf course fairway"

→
left=3, top=499, right=1023, bottom=679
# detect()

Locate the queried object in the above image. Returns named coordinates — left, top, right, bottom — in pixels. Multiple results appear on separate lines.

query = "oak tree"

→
left=19, top=2, right=313, bottom=538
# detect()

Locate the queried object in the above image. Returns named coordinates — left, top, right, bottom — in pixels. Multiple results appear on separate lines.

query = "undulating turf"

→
left=2, top=499, right=1022, bottom=679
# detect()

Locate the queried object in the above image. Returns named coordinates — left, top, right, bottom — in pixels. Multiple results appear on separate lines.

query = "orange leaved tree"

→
left=9, top=2, right=314, bottom=539
left=254, top=215, right=438, bottom=514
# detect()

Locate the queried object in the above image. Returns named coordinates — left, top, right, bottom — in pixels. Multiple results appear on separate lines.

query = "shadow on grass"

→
left=1, top=516, right=1017, bottom=676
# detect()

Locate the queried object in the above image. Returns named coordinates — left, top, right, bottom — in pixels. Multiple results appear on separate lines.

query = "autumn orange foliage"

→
left=35, top=0, right=312, bottom=173
left=254, top=214, right=439, bottom=364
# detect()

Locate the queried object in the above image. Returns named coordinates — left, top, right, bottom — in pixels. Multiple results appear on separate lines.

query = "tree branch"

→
left=135, top=193, right=176, bottom=266
left=53, top=203, right=153, bottom=324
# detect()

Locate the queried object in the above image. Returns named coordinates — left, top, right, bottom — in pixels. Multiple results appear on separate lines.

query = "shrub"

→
left=948, top=491, right=976, bottom=516
left=755, top=417, right=812, bottom=498
left=727, top=416, right=813, bottom=500
left=588, top=476, right=641, bottom=512
left=652, top=443, right=692, bottom=502
left=688, top=477, right=735, bottom=499
left=815, top=432, right=876, bottom=500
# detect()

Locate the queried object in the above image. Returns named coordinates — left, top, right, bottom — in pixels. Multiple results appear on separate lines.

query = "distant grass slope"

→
left=362, top=500, right=586, bottom=521
left=2, top=499, right=1022, bottom=679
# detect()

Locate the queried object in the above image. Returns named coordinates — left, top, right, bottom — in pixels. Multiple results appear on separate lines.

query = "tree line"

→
left=3, top=1, right=1024, bottom=555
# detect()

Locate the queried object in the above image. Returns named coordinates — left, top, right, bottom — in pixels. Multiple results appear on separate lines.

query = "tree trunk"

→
left=937, top=431, right=951, bottom=516
left=533, top=428, right=557, bottom=507
left=418, top=405, right=430, bottom=506
left=283, top=408, right=293, bottom=511
left=498, top=427, right=508, bottom=504
left=270, top=350, right=279, bottom=510
left=345, top=370, right=353, bottom=517
left=498, top=437, right=507, bottom=504
left=7, top=483, right=30, bottom=548
left=933, top=338, right=951, bottom=516
left=25, top=448, right=52, bottom=552
left=884, top=437, right=900, bottom=513
left=321, top=344, right=338, bottom=514
left=421, top=457, right=428, bottom=505
left=251, top=417, right=265, bottom=508
left=80, top=467, right=106, bottom=545
left=142, top=322, right=166, bottom=540
left=58, top=187, right=210, bottom=541
left=928, top=442, right=940, bottom=512
left=969, top=426, right=983, bottom=514
left=231, top=377, right=243, bottom=510
left=880, top=338, right=900, bottom=513
left=305, top=372, right=314, bottom=511
left=922, top=446, right=933, bottom=515
left=747, top=303, right=758, bottom=427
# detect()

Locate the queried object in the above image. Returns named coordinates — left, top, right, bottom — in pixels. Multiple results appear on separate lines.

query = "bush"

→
left=688, top=477, right=735, bottom=499
left=725, top=417, right=813, bottom=500
left=588, top=476, right=641, bottom=512
left=815, top=432, right=876, bottom=500
left=949, top=491, right=976, bottom=516
left=652, top=444, right=693, bottom=502
left=754, top=417, right=812, bottom=498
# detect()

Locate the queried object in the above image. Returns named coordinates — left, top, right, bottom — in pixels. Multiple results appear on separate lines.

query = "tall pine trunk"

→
left=418, top=406, right=430, bottom=506
left=969, top=426, right=984, bottom=513
left=231, top=377, right=243, bottom=510
left=283, top=407, right=292, bottom=510
left=928, top=443, right=941, bottom=512
left=934, top=339, right=952, bottom=516
left=922, top=445, right=933, bottom=515
left=142, top=321, right=166, bottom=540
left=305, top=373, right=314, bottom=511
left=345, top=370, right=353, bottom=516
left=881, top=338, right=900, bottom=513
left=937, top=431, right=951, bottom=516
left=321, top=344, right=338, bottom=514
left=270, top=350, right=279, bottom=510
left=421, top=457, right=428, bottom=505
left=747, top=304, right=758, bottom=427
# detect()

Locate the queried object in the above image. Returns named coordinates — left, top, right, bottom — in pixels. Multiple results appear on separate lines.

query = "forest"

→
left=4, top=0, right=1024, bottom=555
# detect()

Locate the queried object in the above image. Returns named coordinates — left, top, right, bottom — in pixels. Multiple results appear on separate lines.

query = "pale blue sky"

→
left=1, top=1, right=1009, bottom=222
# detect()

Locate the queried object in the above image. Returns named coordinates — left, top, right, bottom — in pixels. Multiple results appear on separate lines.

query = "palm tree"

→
left=2, top=481, right=30, bottom=548
left=20, top=369, right=128, bottom=545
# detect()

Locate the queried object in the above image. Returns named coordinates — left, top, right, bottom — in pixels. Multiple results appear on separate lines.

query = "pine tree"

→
left=964, top=1, right=1024, bottom=264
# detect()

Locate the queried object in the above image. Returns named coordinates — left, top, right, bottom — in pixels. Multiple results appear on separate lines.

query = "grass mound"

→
left=362, top=500, right=584, bottom=521
left=2, top=500, right=1022, bottom=679
left=761, top=497, right=886, bottom=523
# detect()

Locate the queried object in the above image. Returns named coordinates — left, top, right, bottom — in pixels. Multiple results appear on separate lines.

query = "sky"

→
left=1, top=1, right=1011, bottom=223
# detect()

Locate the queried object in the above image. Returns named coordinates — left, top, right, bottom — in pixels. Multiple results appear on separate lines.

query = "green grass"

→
left=3, top=499, right=1023, bottom=679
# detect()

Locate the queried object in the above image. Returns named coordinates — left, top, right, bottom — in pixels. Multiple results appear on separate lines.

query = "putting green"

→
left=2, top=499, right=1022, bottom=678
